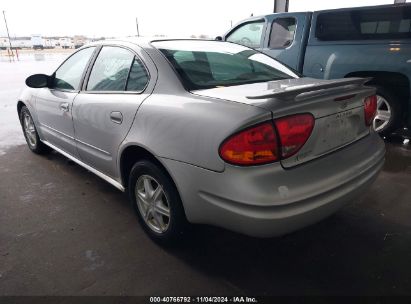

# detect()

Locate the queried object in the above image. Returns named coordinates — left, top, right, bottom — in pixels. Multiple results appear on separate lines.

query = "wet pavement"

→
left=1, top=54, right=411, bottom=296
left=0, top=53, right=66, bottom=155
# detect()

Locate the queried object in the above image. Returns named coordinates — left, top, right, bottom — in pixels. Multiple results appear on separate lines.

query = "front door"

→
left=36, top=47, right=96, bottom=156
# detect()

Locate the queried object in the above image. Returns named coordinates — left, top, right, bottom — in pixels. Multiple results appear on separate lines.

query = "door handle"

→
left=60, top=103, right=70, bottom=112
left=110, top=111, right=123, bottom=124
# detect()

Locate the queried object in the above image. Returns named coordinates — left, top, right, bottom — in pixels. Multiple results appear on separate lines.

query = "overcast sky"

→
left=0, top=0, right=406, bottom=38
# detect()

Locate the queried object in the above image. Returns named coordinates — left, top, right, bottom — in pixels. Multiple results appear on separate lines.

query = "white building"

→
left=0, top=37, right=10, bottom=49
left=59, top=37, right=74, bottom=49
left=12, top=38, right=32, bottom=49
left=31, top=35, right=44, bottom=49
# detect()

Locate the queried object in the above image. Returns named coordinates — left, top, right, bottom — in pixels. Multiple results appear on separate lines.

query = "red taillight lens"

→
left=219, top=114, right=315, bottom=166
left=219, top=122, right=279, bottom=165
left=274, top=114, right=315, bottom=158
left=364, top=95, right=377, bottom=126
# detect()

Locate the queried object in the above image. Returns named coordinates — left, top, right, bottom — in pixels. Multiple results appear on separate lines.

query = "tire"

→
left=20, top=106, right=51, bottom=154
left=372, top=86, right=403, bottom=136
left=128, top=160, right=188, bottom=244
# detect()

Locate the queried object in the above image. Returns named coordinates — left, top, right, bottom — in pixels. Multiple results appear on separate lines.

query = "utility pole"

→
left=273, top=0, right=289, bottom=13
left=2, top=10, right=14, bottom=61
left=136, top=17, right=140, bottom=37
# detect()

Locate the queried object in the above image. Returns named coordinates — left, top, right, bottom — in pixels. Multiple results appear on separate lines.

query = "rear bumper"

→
left=161, top=131, right=385, bottom=237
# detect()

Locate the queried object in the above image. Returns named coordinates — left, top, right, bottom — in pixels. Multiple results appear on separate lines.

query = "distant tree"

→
left=190, top=35, right=197, bottom=38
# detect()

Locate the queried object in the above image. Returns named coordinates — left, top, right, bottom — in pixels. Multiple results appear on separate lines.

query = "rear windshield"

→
left=152, top=40, right=298, bottom=90
left=316, top=5, right=411, bottom=41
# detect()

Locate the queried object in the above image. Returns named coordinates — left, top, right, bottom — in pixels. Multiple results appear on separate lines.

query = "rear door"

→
left=260, top=12, right=311, bottom=71
left=36, top=47, right=96, bottom=156
left=72, top=45, right=153, bottom=178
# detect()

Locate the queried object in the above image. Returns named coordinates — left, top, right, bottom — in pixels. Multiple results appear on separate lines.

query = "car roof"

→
left=86, top=37, right=216, bottom=49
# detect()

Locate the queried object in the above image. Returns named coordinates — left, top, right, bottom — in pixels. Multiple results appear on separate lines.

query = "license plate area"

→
left=321, top=109, right=360, bottom=152
left=281, top=107, right=369, bottom=168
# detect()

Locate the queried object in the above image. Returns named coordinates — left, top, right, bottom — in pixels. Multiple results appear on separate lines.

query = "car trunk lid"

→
left=192, top=77, right=375, bottom=167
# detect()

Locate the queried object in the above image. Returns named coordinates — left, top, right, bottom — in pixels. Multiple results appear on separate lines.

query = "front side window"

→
left=87, top=46, right=134, bottom=91
left=269, top=18, right=296, bottom=49
left=226, top=21, right=265, bottom=48
left=153, top=40, right=298, bottom=90
left=53, top=47, right=96, bottom=90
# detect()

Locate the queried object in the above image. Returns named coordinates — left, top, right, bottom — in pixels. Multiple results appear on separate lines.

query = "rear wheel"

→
left=128, top=160, right=188, bottom=243
left=372, top=86, right=402, bottom=136
left=20, top=106, right=51, bottom=154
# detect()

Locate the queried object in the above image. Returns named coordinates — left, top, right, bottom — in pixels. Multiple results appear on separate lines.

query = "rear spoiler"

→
left=246, top=77, right=372, bottom=100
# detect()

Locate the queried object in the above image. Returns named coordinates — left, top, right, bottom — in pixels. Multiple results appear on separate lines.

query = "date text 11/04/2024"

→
left=149, top=297, right=258, bottom=303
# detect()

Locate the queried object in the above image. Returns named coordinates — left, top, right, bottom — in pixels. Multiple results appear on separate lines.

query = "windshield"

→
left=152, top=40, right=299, bottom=90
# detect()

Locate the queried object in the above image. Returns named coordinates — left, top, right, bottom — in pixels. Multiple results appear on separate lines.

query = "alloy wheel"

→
left=135, top=175, right=171, bottom=234
left=23, top=112, right=37, bottom=147
left=373, top=95, right=392, bottom=132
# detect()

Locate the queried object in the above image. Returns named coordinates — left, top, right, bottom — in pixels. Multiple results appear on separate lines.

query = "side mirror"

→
left=25, top=74, right=50, bottom=88
left=215, top=36, right=223, bottom=41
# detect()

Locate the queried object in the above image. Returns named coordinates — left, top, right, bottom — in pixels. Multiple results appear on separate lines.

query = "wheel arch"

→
left=17, top=100, right=26, bottom=116
left=119, top=144, right=188, bottom=217
left=344, top=71, right=410, bottom=123
left=119, top=145, right=180, bottom=194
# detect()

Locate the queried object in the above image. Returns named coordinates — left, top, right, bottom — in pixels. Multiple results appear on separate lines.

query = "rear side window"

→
left=226, top=21, right=265, bottom=48
left=87, top=46, right=134, bottom=91
left=316, top=6, right=411, bottom=41
left=126, top=57, right=149, bottom=91
left=269, top=17, right=296, bottom=48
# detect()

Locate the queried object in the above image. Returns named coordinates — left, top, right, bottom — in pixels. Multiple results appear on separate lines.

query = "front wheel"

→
left=128, top=160, right=188, bottom=243
left=20, top=106, right=51, bottom=154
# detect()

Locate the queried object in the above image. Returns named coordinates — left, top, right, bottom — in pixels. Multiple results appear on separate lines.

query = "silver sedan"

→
left=18, top=39, right=385, bottom=242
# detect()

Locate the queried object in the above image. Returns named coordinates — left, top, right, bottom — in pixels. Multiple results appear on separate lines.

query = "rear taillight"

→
left=219, top=114, right=315, bottom=166
left=219, top=122, right=279, bottom=165
left=364, top=95, right=377, bottom=126
left=275, top=114, right=315, bottom=158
